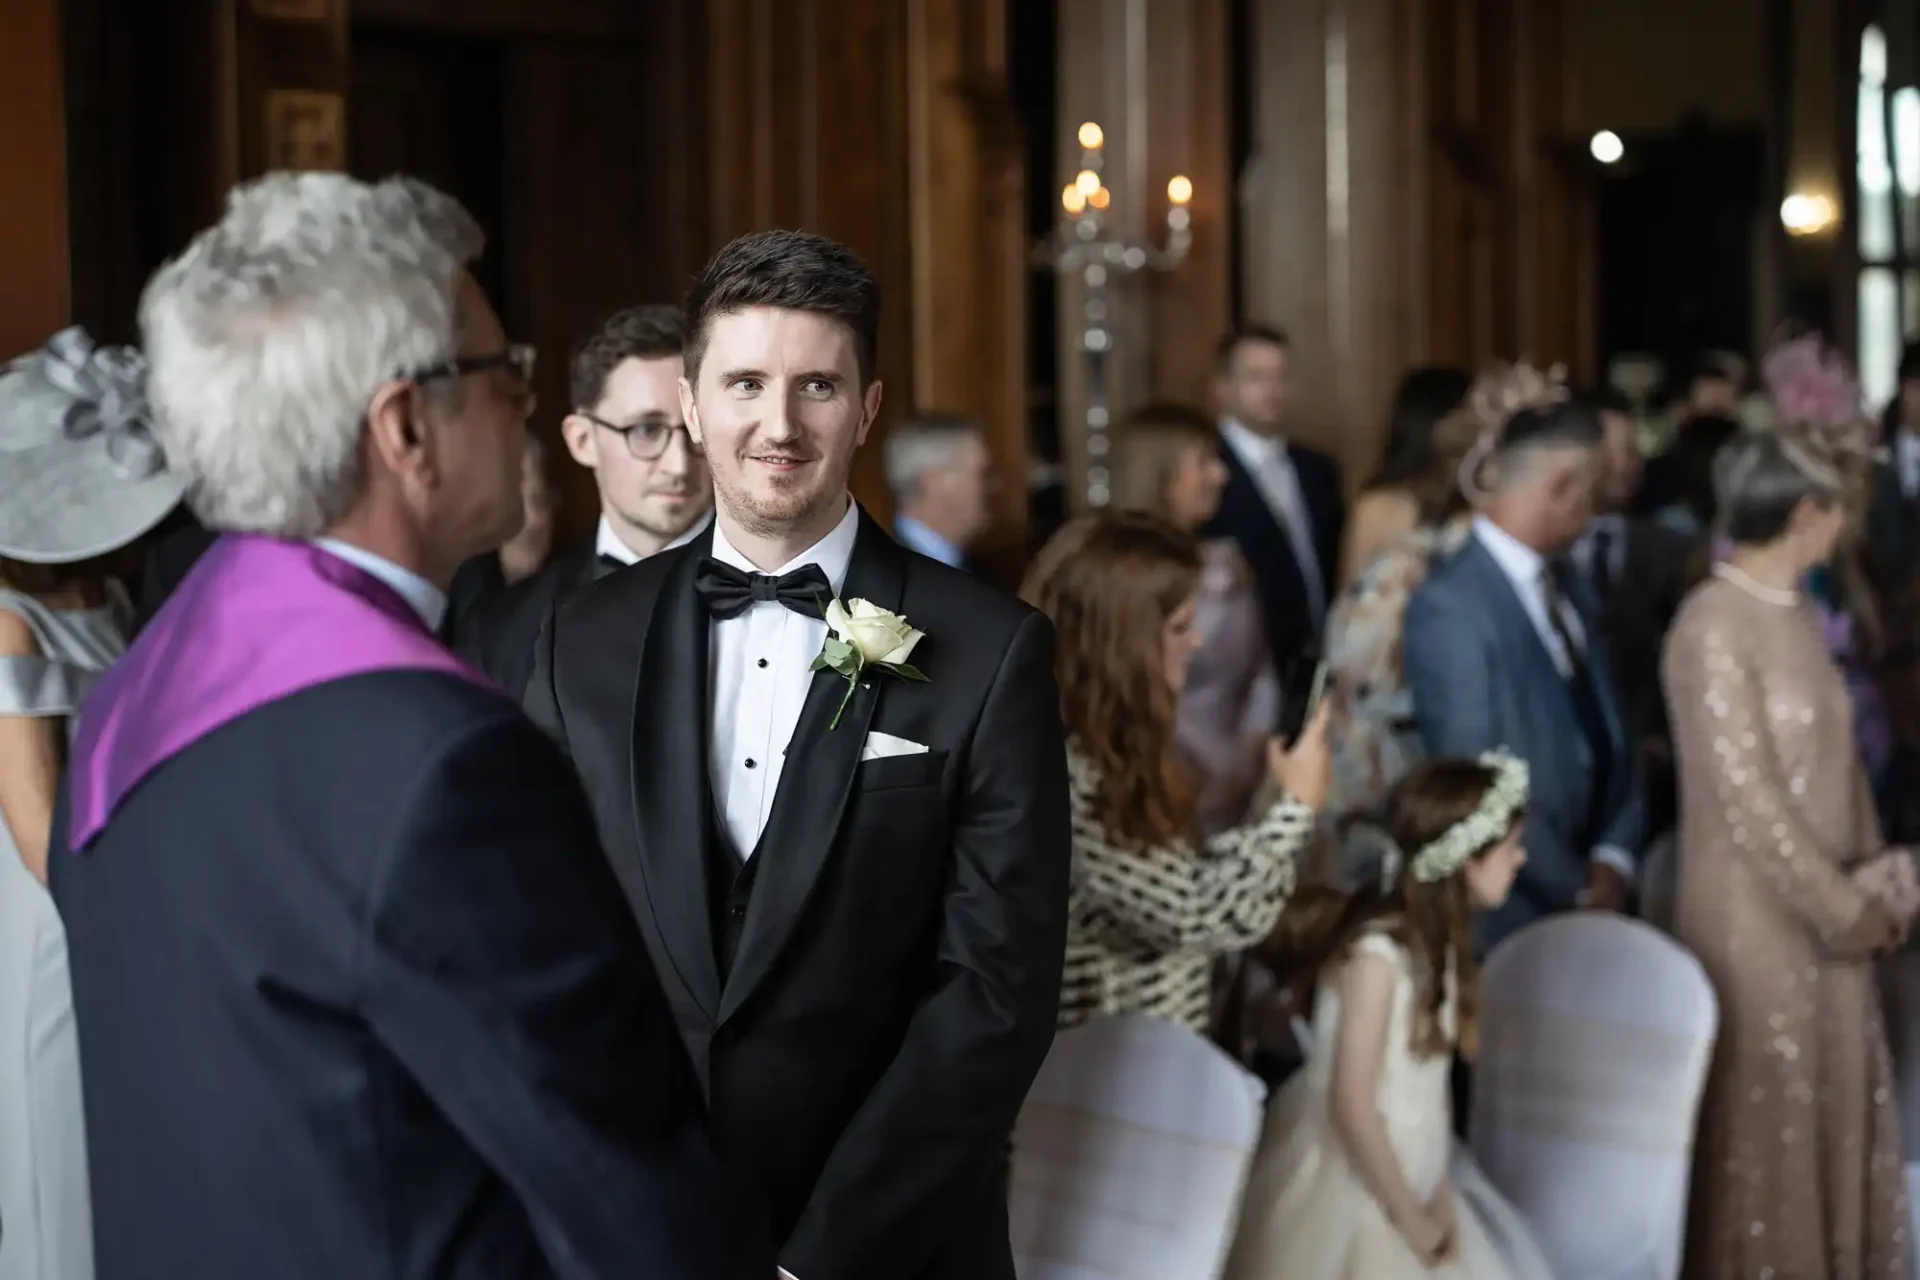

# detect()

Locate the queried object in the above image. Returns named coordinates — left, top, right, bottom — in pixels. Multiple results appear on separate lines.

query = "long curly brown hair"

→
left=1272, top=758, right=1520, bottom=1059
left=1020, top=512, right=1205, bottom=848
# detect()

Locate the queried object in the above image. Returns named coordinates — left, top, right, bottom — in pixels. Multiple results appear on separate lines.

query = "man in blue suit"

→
left=1404, top=395, right=1644, bottom=950
left=50, top=174, right=767, bottom=1278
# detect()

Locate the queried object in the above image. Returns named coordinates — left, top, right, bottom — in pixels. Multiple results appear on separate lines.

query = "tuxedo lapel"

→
left=719, top=513, right=908, bottom=1025
left=629, top=540, right=723, bottom=1017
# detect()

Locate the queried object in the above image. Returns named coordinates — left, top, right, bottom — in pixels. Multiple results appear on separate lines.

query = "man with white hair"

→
left=48, top=173, right=768, bottom=1279
left=883, top=411, right=993, bottom=569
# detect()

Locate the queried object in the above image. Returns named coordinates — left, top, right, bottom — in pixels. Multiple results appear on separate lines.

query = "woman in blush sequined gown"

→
left=1663, top=426, right=1912, bottom=1279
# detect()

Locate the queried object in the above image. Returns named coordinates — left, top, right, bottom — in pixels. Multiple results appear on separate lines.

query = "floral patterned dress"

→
left=1320, top=519, right=1472, bottom=820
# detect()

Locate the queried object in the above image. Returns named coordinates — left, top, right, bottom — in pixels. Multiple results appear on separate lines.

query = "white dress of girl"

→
left=1224, top=932, right=1554, bottom=1279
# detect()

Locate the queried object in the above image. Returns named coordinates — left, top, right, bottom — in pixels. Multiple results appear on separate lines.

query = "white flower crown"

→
left=1379, top=750, right=1530, bottom=887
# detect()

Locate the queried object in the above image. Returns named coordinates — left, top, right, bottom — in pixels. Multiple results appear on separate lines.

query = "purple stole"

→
left=69, top=534, right=492, bottom=848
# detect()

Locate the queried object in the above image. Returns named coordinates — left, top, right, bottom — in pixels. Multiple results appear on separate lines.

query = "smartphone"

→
left=1277, top=654, right=1330, bottom=743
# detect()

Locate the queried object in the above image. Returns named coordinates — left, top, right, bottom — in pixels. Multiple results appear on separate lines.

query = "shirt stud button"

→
left=744, top=758, right=757, bottom=769
left=757, top=658, right=769, bottom=668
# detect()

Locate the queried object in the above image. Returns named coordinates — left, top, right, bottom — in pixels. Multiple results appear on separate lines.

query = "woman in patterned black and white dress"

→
left=1021, top=512, right=1331, bottom=1033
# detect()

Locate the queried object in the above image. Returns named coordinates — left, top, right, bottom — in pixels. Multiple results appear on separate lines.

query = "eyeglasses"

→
left=404, top=343, right=537, bottom=389
left=579, top=411, right=696, bottom=462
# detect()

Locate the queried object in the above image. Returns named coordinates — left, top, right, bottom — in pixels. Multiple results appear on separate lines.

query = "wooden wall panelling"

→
left=499, top=35, right=712, bottom=543
left=1, top=0, right=69, bottom=357
left=1144, top=0, right=1235, bottom=410
left=237, top=0, right=350, bottom=175
left=907, top=0, right=1032, bottom=565
left=1242, top=0, right=1426, bottom=487
left=707, top=0, right=918, bottom=522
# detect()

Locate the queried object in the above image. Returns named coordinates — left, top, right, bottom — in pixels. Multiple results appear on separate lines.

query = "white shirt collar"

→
left=709, top=496, right=860, bottom=596
left=594, top=510, right=711, bottom=566
left=311, top=537, right=448, bottom=632
left=1218, top=417, right=1288, bottom=468
left=1472, top=515, right=1548, bottom=587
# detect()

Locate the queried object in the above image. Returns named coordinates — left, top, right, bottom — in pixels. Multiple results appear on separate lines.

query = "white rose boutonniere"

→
left=813, top=597, right=929, bottom=728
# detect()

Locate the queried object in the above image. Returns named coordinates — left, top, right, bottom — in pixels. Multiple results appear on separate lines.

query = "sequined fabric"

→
left=1663, top=577, right=1910, bottom=1279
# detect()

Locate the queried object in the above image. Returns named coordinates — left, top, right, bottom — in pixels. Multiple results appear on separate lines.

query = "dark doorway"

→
left=1595, top=120, right=1765, bottom=377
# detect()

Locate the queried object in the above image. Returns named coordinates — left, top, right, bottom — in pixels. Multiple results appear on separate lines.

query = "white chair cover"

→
left=1471, top=914, right=1717, bottom=1280
left=1010, top=1015, right=1267, bottom=1280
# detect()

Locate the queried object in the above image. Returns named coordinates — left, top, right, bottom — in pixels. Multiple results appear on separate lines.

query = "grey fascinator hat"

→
left=0, top=327, right=187, bottom=564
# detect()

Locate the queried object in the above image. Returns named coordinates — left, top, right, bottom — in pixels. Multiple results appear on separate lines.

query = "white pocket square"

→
left=860, top=730, right=929, bottom=761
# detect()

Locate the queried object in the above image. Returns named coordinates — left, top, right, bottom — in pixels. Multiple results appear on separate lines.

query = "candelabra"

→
left=1033, top=121, right=1193, bottom=508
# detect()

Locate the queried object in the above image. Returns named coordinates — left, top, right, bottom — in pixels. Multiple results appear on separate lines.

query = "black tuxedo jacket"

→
left=524, top=510, right=1072, bottom=1280
left=1870, top=461, right=1920, bottom=595
left=461, top=540, right=603, bottom=698
left=1590, top=517, right=1700, bottom=746
left=51, top=672, right=769, bottom=1279
left=1200, top=439, right=1345, bottom=674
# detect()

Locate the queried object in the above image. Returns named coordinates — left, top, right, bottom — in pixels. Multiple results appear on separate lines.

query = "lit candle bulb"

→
left=1075, top=169, right=1100, bottom=197
left=1078, top=121, right=1104, bottom=151
left=1061, top=183, right=1087, bottom=216
left=1167, top=175, right=1193, bottom=206
left=1088, top=185, right=1111, bottom=210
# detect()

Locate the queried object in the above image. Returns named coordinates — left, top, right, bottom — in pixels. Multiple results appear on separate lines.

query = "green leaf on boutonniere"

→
left=879, top=662, right=929, bottom=682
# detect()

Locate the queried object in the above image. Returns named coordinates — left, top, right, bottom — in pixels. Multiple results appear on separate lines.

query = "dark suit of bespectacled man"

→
left=526, top=228, right=1072, bottom=1280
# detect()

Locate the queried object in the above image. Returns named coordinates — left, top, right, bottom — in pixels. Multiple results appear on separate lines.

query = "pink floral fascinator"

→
left=1758, top=330, right=1883, bottom=489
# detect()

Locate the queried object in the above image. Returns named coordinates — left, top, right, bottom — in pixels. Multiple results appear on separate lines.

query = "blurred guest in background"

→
left=1022, top=513, right=1330, bottom=1034
left=1113, top=402, right=1277, bottom=834
left=1318, top=379, right=1488, bottom=821
left=0, top=327, right=186, bottom=1280
left=1337, top=366, right=1471, bottom=586
left=464, top=305, right=710, bottom=696
left=1868, top=340, right=1920, bottom=592
left=1637, top=351, right=1744, bottom=517
left=1647, top=412, right=1740, bottom=538
left=885, top=410, right=994, bottom=570
left=1570, top=387, right=1699, bottom=837
left=1664, top=423, right=1910, bottom=1280
left=1203, top=326, right=1345, bottom=677
left=1404, top=377, right=1644, bottom=949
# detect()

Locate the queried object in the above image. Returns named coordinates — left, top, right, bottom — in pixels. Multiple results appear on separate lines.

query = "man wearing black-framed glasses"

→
left=464, top=305, right=712, bottom=696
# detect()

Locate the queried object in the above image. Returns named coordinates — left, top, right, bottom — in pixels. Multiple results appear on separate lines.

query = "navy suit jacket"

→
left=50, top=671, right=769, bottom=1279
left=1403, top=534, right=1645, bottom=947
left=1200, top=439, right=1345, bottom=677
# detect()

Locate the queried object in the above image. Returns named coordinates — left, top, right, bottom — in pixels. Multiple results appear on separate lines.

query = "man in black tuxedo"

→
left=465, top=304, right=712, bottom=695
left=54, top=173, right=765, bottom=1279
left=1200, top=325, right=1345, bottom=677
left=526, top=229, right=1071, bottom=1280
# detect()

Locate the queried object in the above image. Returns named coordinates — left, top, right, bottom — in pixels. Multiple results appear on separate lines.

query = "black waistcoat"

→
left=707, top=803, right=760, bottom=976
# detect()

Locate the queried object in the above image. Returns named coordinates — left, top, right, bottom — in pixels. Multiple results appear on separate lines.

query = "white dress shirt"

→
left=708, top=499, right=860, bottom=859
left=1218, top=417, right=1325, bottom=621
left=312, top=538, right=447, bottom=633
left=1470, top=517, right=1635, bottom=883
left=594, top=511, right=710, bottom=566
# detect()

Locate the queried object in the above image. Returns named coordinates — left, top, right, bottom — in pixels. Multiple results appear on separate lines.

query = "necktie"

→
left=1587, top=526, right=1615, bottom=603
left=694, top=558, right=831, bottom=621
left=1538, top=564, right=1591, bottom=687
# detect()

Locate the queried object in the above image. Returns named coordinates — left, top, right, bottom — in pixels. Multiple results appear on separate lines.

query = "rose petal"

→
left=878, top=629, right=924, bottom=665
left=826, top=598, right=853, bottom=636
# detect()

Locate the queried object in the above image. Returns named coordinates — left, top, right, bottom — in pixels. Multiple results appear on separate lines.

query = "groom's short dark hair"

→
left=683, top=229, right=882, bottom=387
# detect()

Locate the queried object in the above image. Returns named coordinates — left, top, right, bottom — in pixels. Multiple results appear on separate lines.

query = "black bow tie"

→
left=694, top=558, right=831, bottom=621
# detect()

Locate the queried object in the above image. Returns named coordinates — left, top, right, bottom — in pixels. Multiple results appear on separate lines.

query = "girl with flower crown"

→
left=1224, top=755, right=1554, bottom=1279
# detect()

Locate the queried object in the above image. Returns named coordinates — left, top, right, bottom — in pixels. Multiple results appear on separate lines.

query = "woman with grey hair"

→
left=0, top=327, right=185, bottom=1280
left=1663, top=409, right=1913, bottom=1277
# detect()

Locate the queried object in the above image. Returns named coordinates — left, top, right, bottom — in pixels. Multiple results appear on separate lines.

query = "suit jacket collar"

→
left=627, top=505, right=907, bottom=1025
